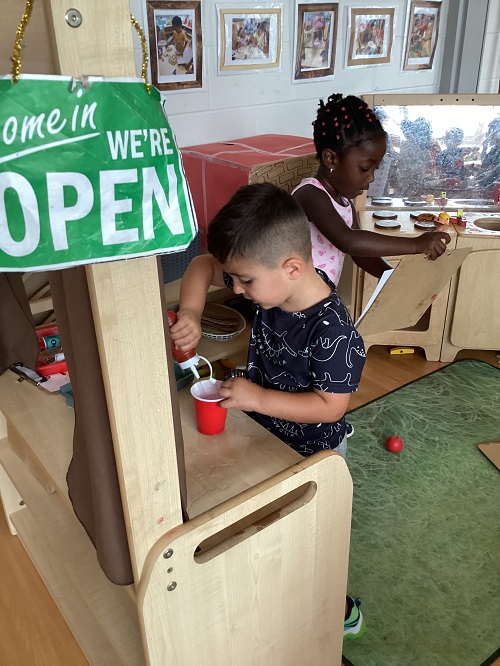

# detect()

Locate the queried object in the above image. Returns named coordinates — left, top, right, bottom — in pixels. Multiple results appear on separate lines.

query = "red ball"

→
left=385, top=435, right=403, bottom=453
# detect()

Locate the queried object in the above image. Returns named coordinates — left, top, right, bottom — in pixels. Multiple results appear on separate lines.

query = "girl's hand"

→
left=415, top=228, right=451, bottom=259
left=169, top=309, right=202, bottom=351
left=219, top=377, right=264, bottom=412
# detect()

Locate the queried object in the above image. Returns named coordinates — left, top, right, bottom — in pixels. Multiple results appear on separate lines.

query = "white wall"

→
left=478, top=0, right=500, bottom=93
left=130, top=0, right=452, bottom=147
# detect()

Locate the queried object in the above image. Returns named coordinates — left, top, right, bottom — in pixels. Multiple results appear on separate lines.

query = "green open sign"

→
left=0, top=75, right=196, bottom=271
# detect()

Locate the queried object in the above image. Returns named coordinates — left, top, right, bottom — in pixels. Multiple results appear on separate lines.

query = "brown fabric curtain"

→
left=0, top=274, right=38, bottom=374
left=49, top=262, right=187, bottom=586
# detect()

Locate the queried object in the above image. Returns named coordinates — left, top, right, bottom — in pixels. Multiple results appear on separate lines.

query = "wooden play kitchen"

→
left=0, top=2, right=352, bottom=664
left=351, top=93, right=500, bottom=362
left=352, top=210, right=461, bottom=361
left=353, top=208, right=500, bottom=361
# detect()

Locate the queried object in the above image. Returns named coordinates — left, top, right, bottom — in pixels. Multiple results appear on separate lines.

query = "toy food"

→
left=417, top=213, right=438, bottom=222
left=386, top=436, right=404, bottom=452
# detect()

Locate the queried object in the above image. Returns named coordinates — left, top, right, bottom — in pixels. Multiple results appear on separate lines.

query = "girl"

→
left=293, top=94, right=451, bottom=286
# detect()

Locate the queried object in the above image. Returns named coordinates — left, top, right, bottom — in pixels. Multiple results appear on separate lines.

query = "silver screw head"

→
left=65, top=9, right=82, bottom=28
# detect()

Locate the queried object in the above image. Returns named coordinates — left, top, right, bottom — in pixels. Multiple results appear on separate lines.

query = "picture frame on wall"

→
left=216, top=4, right=283, bottom=73
left=294, top=3, right=338, bottom=82
left=347, top=7, right=395, bottom=67
left=146, top=0, right=202, bottom=91
left=402, top=0, right=441, bottom=71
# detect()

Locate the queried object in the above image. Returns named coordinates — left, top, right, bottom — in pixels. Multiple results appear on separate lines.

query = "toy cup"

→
left=190, top=379, right=227, bottom=436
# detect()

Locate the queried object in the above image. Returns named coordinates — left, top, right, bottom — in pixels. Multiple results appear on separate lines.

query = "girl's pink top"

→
left=292, top=177, right=353, bottom=284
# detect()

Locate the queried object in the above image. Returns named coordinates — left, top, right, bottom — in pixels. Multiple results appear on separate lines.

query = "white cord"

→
left=197, top=355, right=216, bottom=383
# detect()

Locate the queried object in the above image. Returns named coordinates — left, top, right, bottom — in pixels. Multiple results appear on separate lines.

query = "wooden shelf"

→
left=164, top=279, right=234, bottom=310
left=197, top=323, right=250, bottom=364
left=0, top=372, right=74, bottom=501
left=1, top=442, right=144, bottom=666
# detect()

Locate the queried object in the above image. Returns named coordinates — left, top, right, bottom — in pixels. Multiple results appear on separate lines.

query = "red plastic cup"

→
left=190, top=379, right=227, bottom=436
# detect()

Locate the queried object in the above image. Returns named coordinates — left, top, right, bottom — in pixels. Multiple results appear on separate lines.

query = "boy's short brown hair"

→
left=207, top=182, right=312, bottom=267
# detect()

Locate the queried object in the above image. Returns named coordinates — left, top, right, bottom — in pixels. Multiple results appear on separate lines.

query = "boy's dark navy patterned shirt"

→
left=224, top=270, right=366, bottom=456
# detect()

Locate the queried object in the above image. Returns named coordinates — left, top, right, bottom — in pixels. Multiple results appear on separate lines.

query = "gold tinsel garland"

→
left=11, top=0, right=34, bottom=84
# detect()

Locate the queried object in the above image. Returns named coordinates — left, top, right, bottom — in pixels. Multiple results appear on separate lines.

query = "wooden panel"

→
left=44, top=0, right=136, bottom=78
left=356, top=249, right=471, bottom=337
left=1, top=0, right=57, bottom=75
left=478, top=441, right=500, bottom=471
left=87, top=259, right=184, bottom=582
left=138, top=452, right=352, bottom=666
left=1, top=443, right=144, bottom=665
left=0, top=371, right=73, bottom=500
left=0, top=443, right=24, bottom=535
left=441, top=235, right=500, bottom=361
left=44, top=0, right=184, bottom=582
left=371, top=94, right=500, bottom=106
left=29, top=283, right=53, bottom=315
left=450, top=250, right=500, bottom=348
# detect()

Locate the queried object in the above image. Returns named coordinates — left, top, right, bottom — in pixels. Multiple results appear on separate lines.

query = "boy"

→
left=171, top=183, right=366, bottom=639
left=172, top=182, right=366, bottom=458
left=171, top=16, right=189, bottom=57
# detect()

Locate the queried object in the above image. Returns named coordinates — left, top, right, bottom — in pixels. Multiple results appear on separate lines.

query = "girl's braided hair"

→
left=313, top=93, right=387, bottom=159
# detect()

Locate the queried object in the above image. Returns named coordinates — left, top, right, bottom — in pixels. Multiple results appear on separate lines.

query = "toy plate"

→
left=374, top=219, right=401, bottom=229
left=414, top=220, right=438, bottom=230
left=372, top=210, right=398, bottom=219
left=371, top=197, right=393, bottom=205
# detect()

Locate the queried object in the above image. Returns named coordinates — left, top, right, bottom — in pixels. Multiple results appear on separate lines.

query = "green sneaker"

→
left=344, top=596, right=365, bottom=640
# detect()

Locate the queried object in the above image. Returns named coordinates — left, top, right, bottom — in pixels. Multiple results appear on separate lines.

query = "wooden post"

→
left=43, top=0, right=183, bottom=582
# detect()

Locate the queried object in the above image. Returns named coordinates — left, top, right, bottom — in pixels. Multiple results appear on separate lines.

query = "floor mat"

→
left=343, top=360, right=500, bottom=666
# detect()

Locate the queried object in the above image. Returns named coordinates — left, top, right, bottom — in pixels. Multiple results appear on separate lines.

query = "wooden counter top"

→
left=0, top=369, right=298, bottom=518
left=177, top=386, right=301, bottom=518
left=359, top=210, right=458, bottom=238
left=453, top=212, right=500, bottom=238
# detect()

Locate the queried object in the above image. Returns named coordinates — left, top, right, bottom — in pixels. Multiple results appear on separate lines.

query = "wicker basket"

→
left=201, top=304, right=246, bottom=342
left=160, top=230, right=202, bottom=283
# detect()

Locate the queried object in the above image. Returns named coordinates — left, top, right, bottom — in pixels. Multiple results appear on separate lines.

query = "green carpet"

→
left=343, top=360, right=500, bottom=666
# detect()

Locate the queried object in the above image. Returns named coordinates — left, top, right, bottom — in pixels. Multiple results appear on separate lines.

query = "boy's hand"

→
left=219, top=377, right=264, bottom=412
left=169, top=309, right=202, bottom=351
left=414, top=228, right=451, bottom=260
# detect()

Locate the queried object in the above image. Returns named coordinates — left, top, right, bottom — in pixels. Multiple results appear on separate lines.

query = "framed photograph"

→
left=217, top=4, right=283, bottom=73
left=403, top=1, right=441, bottom=71
left=294, top=3, right=338, bottom=81
left=347, top=7, right=395, bottom=67
left=146, top=1, right=202, bottom=91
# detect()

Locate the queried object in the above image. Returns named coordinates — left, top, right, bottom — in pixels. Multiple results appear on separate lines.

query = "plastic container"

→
left=174, top=364, right=195, bottom=390
left=59, top=382, right=74, bottom=408
left=167, top=310, right=201, bottom=379
left=35, top=325, right=68, bottom=377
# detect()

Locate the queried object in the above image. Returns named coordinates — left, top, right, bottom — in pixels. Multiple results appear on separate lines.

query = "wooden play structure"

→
left=353, top=94, right=500, bottom=362
left=0, top=2, right=353, bottom=664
